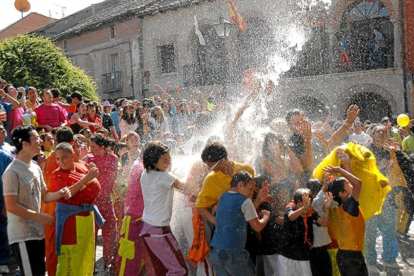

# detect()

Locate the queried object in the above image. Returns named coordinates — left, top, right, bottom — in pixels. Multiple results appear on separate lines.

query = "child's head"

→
left=327, top=177, right=352, bottom=205
left=254, top=175, right=270, bottom=193
left=40, top=132, right=54, bottom=152
left=230, top=170, right=254, bottom=198
left=143, top=141, right=171, bottom=172
left=306, top=179, right=322, bottom=199
left=293, top=188, right=311, bottom=208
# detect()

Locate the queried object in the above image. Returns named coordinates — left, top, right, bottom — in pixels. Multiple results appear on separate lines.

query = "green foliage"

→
left=0, top=35, right=100, bottom=101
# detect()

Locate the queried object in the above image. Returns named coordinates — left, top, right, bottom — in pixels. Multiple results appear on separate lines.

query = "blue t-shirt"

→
left=211, top=192, right=251, bottom=250
left=110, top=111, right=120, bottom=133
left=0, top=150, right=13, bottom=210
left=1, top=102, right=13, bottom=143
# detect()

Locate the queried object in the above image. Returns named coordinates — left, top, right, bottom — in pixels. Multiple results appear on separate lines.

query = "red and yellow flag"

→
left=229, top=0, right=247, bottom=32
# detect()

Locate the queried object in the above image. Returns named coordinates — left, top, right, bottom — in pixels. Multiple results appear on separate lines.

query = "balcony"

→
left=102, top=71, right=122, bottom=93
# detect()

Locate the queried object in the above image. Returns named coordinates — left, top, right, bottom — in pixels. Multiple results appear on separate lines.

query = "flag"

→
left=194, top=15, right=206, bottom=46
left=229, top=0, right=247, bottom=32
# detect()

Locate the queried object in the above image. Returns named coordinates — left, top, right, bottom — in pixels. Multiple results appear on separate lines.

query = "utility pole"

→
left=53, top=4, right=67, bottom=18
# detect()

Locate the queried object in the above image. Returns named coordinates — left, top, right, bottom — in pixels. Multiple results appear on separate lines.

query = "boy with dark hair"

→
left=195, top=142, right=261, bottom=226
left=325, top=165, right=368, bottom=276
left=3, top=125, right=71, bottom=276
left=210, top=171, right=270, bottom=276
left=278, top=187, right=332, bottom=276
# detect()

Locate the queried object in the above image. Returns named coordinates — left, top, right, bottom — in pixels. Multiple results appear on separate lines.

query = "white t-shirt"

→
left=2, top=159, right=46, bottom=244
left=140, top=170, right=177, bottom=227
left=348, top=132, right=372, bottom=146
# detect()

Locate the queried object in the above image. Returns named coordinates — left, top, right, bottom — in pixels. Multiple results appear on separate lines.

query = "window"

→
left=157, top=44, right=176, bottom=73
left=110, top=26, right=115, bottom=39
left=108, top=53, right=119, bottom=73
left=338, top=0, right=393, bottom=71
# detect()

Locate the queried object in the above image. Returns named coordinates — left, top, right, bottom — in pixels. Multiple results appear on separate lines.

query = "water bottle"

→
left=0, top=105, right=6, bottom=121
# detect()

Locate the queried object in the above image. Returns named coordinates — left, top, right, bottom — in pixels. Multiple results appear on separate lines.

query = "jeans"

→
left=210, top=248, right=255, bottom=276
left=365, top=196, right=399, bottom=264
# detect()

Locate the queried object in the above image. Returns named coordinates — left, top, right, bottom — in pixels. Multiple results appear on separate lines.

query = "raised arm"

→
left=323, top=166, right=362, bottom=201
left=155, top=83, right=171, bottom=101
left=327, top=105, right=360, bottom=150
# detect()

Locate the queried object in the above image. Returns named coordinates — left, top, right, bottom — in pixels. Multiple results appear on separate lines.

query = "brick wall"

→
left=0, top=13, right=54, bottom=41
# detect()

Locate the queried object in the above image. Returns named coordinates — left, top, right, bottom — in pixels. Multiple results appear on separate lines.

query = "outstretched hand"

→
left=323, top=165, right=343, bottom=174
left=323, top=192, right=334, bottom=210
left=336, top=148, right=350, bottom=163
left=346, top=105, right=360, bottom=123
left=384, top=138, right=401, bottom=152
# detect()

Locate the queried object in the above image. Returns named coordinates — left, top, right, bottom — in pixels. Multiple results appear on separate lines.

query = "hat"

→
left=103, top=101, right=113, bottom=107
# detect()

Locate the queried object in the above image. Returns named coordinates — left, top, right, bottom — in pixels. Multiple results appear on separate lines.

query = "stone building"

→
left=35, top=0, right=413, bottom=121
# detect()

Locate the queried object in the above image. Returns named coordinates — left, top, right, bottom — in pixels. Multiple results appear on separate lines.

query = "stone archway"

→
left=327, top=0, right=396, bottom=33
left=337, top=84, right=397, bottom=122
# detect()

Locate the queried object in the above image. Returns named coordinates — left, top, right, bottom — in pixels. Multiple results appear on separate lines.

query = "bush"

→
left=0, top=35, right=100, bottom=101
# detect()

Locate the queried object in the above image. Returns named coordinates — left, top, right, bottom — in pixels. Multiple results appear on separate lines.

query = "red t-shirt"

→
left=51, top=162, right=101, bottom=245
left=86, top=114, right=103, bottom=133
left=34, top=103, right=67, bottom=128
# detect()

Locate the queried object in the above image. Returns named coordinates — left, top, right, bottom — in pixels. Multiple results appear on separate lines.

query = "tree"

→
left=0, top=35, right=100, bottom=101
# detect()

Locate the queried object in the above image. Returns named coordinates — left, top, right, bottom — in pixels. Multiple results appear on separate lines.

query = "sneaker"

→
left=0, top=265, right=9, bottom=274
left=383, top=261, right=403, bottom=269
left=367, top=265, right=380, bottom=274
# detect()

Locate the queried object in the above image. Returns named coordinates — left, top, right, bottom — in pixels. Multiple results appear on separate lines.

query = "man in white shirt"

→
left=348, top=121, right=372, bottom=146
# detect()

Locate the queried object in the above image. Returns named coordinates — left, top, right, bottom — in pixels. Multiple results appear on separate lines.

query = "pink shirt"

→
left=86, top=153, right=118, bottom=199
left=124, top=157, right=145, bottom=217
left=7, top=106, right=26, bottom=135
left=34, top=103, right=67, bottom=128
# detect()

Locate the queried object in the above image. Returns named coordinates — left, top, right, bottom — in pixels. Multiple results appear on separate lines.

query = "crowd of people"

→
left=0, top=71, right=414, bottom=276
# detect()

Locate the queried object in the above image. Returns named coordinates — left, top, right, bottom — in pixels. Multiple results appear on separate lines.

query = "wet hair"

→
left=11, top=125, right=36, bottom=154
left=286, top=109, right=303, bottom=126
left=150, top=106, right=165, bottom=120
left=70, top=91, right=83, bottom=101
left=126, top=131, right=140, bottom=142
left=254, top=175, right=270, bottom=189
left=90, top=133, right=114, bottom=148
left=114, top=142, right=128, bottom=157
left=201, top=142, right=227, bottom=162
left=230, top=170, right=253, bottom=188
left=306, top=179, right=322, bottom=197
left=327, top=177, right=346, bottom=205
left=293, top=188, right=311, bottom=204
left=122, top=104, right=136, bottom=125
left=50, top=88, right=61, bottom=98
left=79, top=127, right=90, bottom=135
left=262, top=132, right=285, bottom=163
left=96, top=128, right=110, bottom=137
left=142, top=141, right=169, bottom=172
left=161, top=101, right=172, bottom=116
left=56, top=127, right=74, bottom=143
left=55, top=142, right=74, bottom=154
left=371, top=125, right=386, bottom=135
left=206, top=135, right=222, bottom=144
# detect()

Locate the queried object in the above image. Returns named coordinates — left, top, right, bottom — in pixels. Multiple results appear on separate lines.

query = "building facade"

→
left=36, top=0, right=413, bottom=121
left=0, top=12, right=54, bottom=41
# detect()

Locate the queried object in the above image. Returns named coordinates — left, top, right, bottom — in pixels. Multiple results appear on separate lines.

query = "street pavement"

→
left=4, top=228, right=414, bottom=276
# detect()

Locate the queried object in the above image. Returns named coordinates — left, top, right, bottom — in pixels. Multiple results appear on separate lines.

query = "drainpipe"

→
left=139, top=18, right=146, bottom=99
left=400, top=0, right=409, bottom=113
left=129, top=41, right=136, bottom=99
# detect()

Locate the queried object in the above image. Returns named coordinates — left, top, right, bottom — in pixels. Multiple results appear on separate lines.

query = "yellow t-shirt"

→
left=25, top=99, right=39, bottom=110
left=336, top=202, right=365, bottom=252
left=195, top=162, right=254, bottom=209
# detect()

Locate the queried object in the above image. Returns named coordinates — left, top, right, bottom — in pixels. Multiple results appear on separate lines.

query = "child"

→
left=277, top=188, right=332, bottom=276
left=210, top=171, right=270, bottom=276
left=140, top=141, right=193, bottom=275
left=325, top=165, right=368, bottom=276
left=307, top=179, right=334, bottom=276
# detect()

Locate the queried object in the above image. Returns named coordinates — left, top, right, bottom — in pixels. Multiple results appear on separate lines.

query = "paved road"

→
left=4, top=228, right=414, bottom=276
